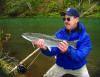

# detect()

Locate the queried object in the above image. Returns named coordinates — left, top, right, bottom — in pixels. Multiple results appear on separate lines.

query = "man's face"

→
left=63, top=15, right=79, bottom=30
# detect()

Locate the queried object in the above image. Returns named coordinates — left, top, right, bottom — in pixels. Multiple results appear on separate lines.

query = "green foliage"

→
left=7, top=0, right=27, bottom=16
left=0, top=59, right=26, bottom=77
left=0, top=25, right=4, bottom=41
left=6, top=0, right=45, bottom=17
left=80, top=2, right=100, bottom=17
left=30, top=0, right=44, bottom=3
left=0, top=29, right=3, bottom=41
left=0, top=0, right=100, bottom=17
left=27, top=0, right=44, bottom=8
left=47, top=1, right=59, bottom=12
left=63, top=0, right=78, bottom=8
left=48, top=12, right=60, bottom=17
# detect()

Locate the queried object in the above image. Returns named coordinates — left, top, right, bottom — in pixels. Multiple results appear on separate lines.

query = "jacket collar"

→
left=65, top=22, right=82, bottom=35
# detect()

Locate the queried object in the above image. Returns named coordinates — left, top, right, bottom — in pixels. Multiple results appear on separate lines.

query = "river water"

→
left=0, top=17, right=100, bottom=77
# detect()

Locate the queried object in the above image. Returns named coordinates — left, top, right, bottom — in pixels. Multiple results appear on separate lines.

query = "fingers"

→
left=58, top=42, right=66, bottom=52
left=63, top=40, right=68, bottom=46
left=33, top=39, right=46, bottom=49
left=33, top=40, right=36, bottom=45
left=57, top=41, right=68, bottom=53
left=37, top=39, right=45, bottom=48
left=58, top=41, right=68, bottom=48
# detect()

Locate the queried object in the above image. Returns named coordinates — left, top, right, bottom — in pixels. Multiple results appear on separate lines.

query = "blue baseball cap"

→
left=61, top=8, right=80, bottom=17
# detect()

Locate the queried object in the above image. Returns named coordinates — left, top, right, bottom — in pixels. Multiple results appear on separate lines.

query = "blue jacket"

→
left=41, top=22, right=92, bottom=70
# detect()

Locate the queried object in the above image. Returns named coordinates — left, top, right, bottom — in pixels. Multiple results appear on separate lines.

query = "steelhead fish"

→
left=22, top=33, right=78, bottom=48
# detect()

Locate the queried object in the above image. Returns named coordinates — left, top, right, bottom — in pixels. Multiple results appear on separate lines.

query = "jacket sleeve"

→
left=66, top=33, right=92, bottom=63
left=40, top=47, right=61, bottom=56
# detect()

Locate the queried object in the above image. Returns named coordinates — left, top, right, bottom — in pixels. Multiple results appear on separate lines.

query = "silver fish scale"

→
left=22, top=33, right=78, bottom=48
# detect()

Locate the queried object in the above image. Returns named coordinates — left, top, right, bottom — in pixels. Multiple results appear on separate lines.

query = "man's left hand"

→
left=57, top=40, right=68, bottom=53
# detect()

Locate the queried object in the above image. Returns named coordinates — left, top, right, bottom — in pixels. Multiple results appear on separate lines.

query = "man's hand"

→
left=33, top=39, right=47, bottom=50
left=57, top=40, right=68, bottom=53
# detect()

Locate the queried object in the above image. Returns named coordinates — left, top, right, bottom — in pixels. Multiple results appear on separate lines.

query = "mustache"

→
left=65, top=23, right=70, bottom=25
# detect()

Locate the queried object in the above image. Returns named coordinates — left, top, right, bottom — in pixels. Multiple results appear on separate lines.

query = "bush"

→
left=47, top=1, right=59, bottom=12
left=6, top=0, right=28, bottom=17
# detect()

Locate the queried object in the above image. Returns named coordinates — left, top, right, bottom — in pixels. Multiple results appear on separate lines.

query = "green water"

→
left=0, top=17, right=100, bottom=77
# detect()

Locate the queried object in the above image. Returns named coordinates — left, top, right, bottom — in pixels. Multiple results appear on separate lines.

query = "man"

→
left=33, top=8, right=92, bottom=77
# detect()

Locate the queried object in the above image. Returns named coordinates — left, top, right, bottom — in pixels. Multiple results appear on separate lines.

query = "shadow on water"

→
left=0, top=17, right=100, bottom=77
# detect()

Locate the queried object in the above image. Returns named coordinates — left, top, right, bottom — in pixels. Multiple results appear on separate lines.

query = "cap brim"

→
left=60, top=11, right=73, bottom=16
left=65, top=11, right=73, bottom=16
left=60, top=12, right=65, bottom=16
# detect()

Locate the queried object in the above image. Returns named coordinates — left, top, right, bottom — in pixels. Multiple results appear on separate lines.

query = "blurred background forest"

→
left=0, top=0, right=100, bottom=18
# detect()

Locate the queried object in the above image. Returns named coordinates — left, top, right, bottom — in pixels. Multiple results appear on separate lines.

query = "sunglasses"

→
left=63, top=17, right=71, bottom=21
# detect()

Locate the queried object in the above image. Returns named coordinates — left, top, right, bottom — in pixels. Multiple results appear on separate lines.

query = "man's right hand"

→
left=33, top=39, right=47, bottom=50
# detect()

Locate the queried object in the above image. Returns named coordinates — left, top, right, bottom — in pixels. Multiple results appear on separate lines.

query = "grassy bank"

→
left=0, top=59, right=27, bottom=77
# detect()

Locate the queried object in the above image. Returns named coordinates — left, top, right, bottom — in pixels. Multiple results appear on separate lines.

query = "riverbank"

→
left=0, top=33, right=26, bottom=77
left=0, top=0, right=100, bottom=18
left=0, top=58, right=27, bottom=77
